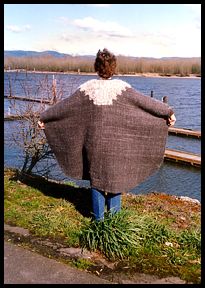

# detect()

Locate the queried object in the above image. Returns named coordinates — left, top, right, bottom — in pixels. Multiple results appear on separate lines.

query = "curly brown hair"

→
left=94, top=48, right=117, bottom=79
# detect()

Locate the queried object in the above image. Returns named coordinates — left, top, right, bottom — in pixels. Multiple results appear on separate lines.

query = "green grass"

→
left=4, top=168, right=201, bottom=284
left=79, top=209, right=144, bottom=260
left=4, top=169, right=84, bottom=246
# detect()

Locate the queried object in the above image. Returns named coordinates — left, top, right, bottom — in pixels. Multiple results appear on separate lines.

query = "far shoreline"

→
left=4, top=69, right=201, bottom=79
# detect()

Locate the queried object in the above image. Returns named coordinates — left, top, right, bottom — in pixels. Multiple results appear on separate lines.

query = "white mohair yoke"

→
left=79, top=79, right=131, bottom=105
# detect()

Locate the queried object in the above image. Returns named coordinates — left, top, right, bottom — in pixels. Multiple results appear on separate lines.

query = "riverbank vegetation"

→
left=4, top=55, right=201, bottom=77
left=4, top=168, right=201, bottom=284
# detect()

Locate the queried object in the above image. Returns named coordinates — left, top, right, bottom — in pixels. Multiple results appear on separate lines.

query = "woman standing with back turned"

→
left=38, top=48, right=176, bottom=221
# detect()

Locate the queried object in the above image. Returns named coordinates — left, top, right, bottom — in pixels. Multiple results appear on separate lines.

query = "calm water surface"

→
left=4, top=72, right=201, bottom=201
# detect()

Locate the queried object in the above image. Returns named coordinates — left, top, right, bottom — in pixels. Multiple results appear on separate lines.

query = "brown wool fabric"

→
left=40, top=79, right=174, bottom=194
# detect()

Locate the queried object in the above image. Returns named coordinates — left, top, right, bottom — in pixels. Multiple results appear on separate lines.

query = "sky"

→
left=4, top=4, right=201, bottom=58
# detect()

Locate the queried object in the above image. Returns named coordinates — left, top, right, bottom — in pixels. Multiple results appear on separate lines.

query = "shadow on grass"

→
left=11, top=171, right=93, bottom=218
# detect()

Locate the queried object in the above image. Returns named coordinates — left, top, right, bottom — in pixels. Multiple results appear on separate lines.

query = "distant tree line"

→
left=4, top=55, right=201, bottom=76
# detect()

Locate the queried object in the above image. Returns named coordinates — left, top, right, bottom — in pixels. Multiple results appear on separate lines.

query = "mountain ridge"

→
left=4, top=50, right=200, bottom=61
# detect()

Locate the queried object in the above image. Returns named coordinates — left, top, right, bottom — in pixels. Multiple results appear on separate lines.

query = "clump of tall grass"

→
left=79, top=209, right=147, bottom=260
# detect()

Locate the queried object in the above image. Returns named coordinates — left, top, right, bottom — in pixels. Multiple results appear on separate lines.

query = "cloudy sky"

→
left=4, top=4, right=201, bottom=58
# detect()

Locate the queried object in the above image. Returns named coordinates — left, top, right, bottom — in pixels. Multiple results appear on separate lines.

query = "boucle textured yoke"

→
left=40, top=79, right=174, bottom=194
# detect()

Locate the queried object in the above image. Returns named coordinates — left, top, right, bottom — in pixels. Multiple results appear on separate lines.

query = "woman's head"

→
left=94, top=48, right=117, bottom=79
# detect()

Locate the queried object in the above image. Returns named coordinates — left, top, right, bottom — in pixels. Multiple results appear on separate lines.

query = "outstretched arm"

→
left=127, top=88, right=175, bottom=119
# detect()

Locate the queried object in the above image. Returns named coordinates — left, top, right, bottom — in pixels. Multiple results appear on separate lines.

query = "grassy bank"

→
left=4, top=168, right=201, bottom=284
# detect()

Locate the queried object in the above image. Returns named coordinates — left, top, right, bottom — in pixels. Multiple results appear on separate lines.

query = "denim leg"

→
left=106, top=193, right=121, bottom=215
left=91, top=188, right=105, bottom=221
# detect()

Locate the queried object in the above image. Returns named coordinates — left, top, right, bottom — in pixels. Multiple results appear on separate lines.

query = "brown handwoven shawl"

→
left=40, top=79, right=174, bottom=194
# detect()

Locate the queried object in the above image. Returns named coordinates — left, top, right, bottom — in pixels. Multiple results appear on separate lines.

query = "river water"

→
left=4, top=72, right=201, bottom=201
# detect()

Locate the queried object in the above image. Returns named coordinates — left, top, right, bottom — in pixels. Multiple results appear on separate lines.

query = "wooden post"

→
left=162, top=96, right=168, bottom=103
left=51, top=75, right=57, bottom=104
left=9, top=76, right=12, bottom=98
left=151, top=90, right=153, bottom=97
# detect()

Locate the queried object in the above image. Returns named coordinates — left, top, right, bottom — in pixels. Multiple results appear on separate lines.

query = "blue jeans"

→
left=91, top=188, right=121, bottom=221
